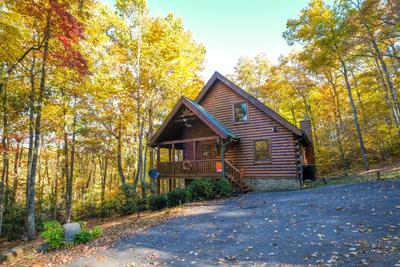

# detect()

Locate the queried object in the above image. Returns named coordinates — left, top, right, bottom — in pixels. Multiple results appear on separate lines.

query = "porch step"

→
left=226, top=173, right=251, bottom=193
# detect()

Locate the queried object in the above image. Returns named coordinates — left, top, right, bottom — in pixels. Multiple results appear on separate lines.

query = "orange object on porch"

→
left=216, top=161, right=222, bottom=173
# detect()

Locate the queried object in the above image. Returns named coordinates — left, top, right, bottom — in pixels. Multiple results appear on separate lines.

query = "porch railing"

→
left=158, top=159, right=221, bottom=177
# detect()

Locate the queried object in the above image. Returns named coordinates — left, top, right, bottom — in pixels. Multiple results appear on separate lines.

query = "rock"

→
left=63, top=222, right=81, bottom=242
left=37, top=242, right=51, bottom=253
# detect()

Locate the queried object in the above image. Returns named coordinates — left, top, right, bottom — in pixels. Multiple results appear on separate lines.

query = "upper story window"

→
left=254, top=139, right=271, bottom=162
left=233, top=102, right=248, bottom=122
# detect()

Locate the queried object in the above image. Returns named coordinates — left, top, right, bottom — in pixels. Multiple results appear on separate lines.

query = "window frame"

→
left=253, top=138, right=272, bottom=164
left=232, top=101, right=249, bottom=123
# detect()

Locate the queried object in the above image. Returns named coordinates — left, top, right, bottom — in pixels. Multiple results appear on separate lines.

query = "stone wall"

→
left=245, top=178, right=300, bottom=192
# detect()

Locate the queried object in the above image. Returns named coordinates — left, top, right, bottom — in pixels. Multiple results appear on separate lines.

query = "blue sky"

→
left=101, top=0, right=314, bottom=79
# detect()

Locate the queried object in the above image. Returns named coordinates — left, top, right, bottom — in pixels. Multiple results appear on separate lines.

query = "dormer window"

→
left=233, top=102, right=248, bottom=122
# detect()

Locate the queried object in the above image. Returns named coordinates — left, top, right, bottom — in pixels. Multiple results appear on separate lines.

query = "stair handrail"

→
left=224, top=159, right=243, bottom=192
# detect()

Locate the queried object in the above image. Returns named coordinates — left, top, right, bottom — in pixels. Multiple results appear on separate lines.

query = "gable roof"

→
left=149, top=96, right=239, bottom=146
left=194, top=71, right=303, bottom=137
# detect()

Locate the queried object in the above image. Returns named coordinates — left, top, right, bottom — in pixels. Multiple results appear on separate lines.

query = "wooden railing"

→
left=224, top=159, right=244, bottom=192
left=158, top=159, right=221, bottom=177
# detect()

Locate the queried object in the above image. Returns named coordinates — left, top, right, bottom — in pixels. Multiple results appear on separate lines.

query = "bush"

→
left=167, top=189, right=191, bottom=207
left=73, top=230, right=92, bottom=244
left=149, top=195, right=168, bottom=211
left=73, top=225, right=103, bottom=244
left=101, top=196, right=123, bottom=217
left=188, top=179, right=233, bottom=200
left=189, top=179, right=217, bottom=200
left=122, top=196, right=148, bottom=215
left=3, top=203, right=25, bottom=241
left=40, top=220, right=64, bottom=250
left=215, top=178, right=233, bottom=197
left=91, top=226, right=103, bottom=239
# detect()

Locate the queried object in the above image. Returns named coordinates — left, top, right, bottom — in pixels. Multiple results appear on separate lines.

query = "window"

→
left=233, top=102, right=248, bottom=122
left=254, top=139, right=271, bottom=162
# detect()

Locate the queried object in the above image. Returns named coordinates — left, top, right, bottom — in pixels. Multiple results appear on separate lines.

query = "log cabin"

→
left=149, top=71, right=315, bottom=192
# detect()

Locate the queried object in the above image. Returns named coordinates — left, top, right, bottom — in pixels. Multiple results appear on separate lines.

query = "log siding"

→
left=199, top=81, right=298, bottom=179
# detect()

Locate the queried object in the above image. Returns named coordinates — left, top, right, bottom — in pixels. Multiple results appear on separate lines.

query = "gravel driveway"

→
left=68, top=180, right=400, bottom=266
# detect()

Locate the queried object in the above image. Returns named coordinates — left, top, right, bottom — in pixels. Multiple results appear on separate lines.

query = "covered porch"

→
left=149, top=97, right=246, bottom=192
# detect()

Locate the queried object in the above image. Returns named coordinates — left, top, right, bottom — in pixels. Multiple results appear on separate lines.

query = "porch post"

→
left=193, top=140, right=196, bottom=176
left=172, top=144, right=175, bottom=177
left=221, top=140, right=225, bottom=179
left=156, top=147, right=161, bottom=196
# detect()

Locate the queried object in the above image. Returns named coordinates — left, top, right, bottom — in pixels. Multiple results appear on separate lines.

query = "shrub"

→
left=73, top=225, right=103, bottom=244
left=189, top=179, right=217, bottom=200
left=122, top=199, right=138, bottom=215
left=101, top=196, right=123, bottom=217
left=3, top=203, right=25, bottom=241
left=91, top=226, right=103, bottom=239
left=167, top=189, right=191, bottom=207
left=215, top=178, right=233, bottom=197
left=73, top=230, right=92, bottom=244
left=149, top=195, right=168, bottom=211
left=40, top=220, right=64, bottom=250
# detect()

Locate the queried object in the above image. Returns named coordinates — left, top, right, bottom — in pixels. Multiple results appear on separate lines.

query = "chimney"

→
left=300, top=119, right=315, bottom=167
left=300, top=119, right=313, bottom=143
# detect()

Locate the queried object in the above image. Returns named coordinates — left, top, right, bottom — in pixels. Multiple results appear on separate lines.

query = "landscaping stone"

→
left=63, top=223, right=81, bottom=242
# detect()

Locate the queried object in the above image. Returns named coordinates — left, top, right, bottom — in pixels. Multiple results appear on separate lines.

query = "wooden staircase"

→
left=224, top=159, right=251, bottom=193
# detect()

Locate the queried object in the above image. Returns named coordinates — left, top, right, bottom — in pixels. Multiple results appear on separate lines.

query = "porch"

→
left=154, top=137, right=246, bottom=192
left=149, top=97, right=249, bottom=193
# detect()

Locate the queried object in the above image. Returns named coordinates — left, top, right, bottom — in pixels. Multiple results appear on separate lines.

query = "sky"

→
left=101, top=0, right=314, bottom=79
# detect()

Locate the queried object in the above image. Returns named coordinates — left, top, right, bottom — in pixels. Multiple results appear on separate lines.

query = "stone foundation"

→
left=245, top=178, right=300, bottom=192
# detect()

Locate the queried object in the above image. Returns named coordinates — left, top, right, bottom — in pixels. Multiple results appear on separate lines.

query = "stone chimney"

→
left=300, top=119, right=315, bottom=166
left=300, top=119, right=313, bottom=143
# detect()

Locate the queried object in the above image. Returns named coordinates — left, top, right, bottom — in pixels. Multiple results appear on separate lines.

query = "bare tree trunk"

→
left=52, top=143, right=61, bottom=219
left=65, top=111, right=76, bottom=223
left=117, top=114, right=126, bottom=186
left=26, top=37, right=49, bottom=240
left=372, top=55, right=400, bottom=129
left=0, top=82, right=6, bottom=237
left=12, top=139, right=23, bottom=202
left=101, top=156, right=108, bottom=205
left=340, top=60, right=369, bottom=171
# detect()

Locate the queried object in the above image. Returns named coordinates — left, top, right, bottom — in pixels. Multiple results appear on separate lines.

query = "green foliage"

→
left=100, top=196, right=124, bottom=217
left=214, top=179, right=233, bottom=197
left=73, top=224, right=103, bottom=244
left=149, top=195, right=168, bottom=211
left=40, top=221, right=65, bottom=250
left=73, top=230, right=92, bottom=244
left=166, top=189, right=191, bottom=207
left=2, top=203, right=25, bottom=241
left=188, top=179, right=217, bottom=200
left=91, top=226, right=103, bottom=239
left=188, top=179, right=233, bottom=200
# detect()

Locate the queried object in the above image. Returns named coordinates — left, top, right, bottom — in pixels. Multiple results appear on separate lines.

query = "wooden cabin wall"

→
left=181, top=119, right=218, bottom=161
left=199, top=81, right=298, bottom=179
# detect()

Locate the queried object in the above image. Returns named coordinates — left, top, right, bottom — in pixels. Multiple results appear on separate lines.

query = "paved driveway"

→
left=68, top=180, right=400, bottom=266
